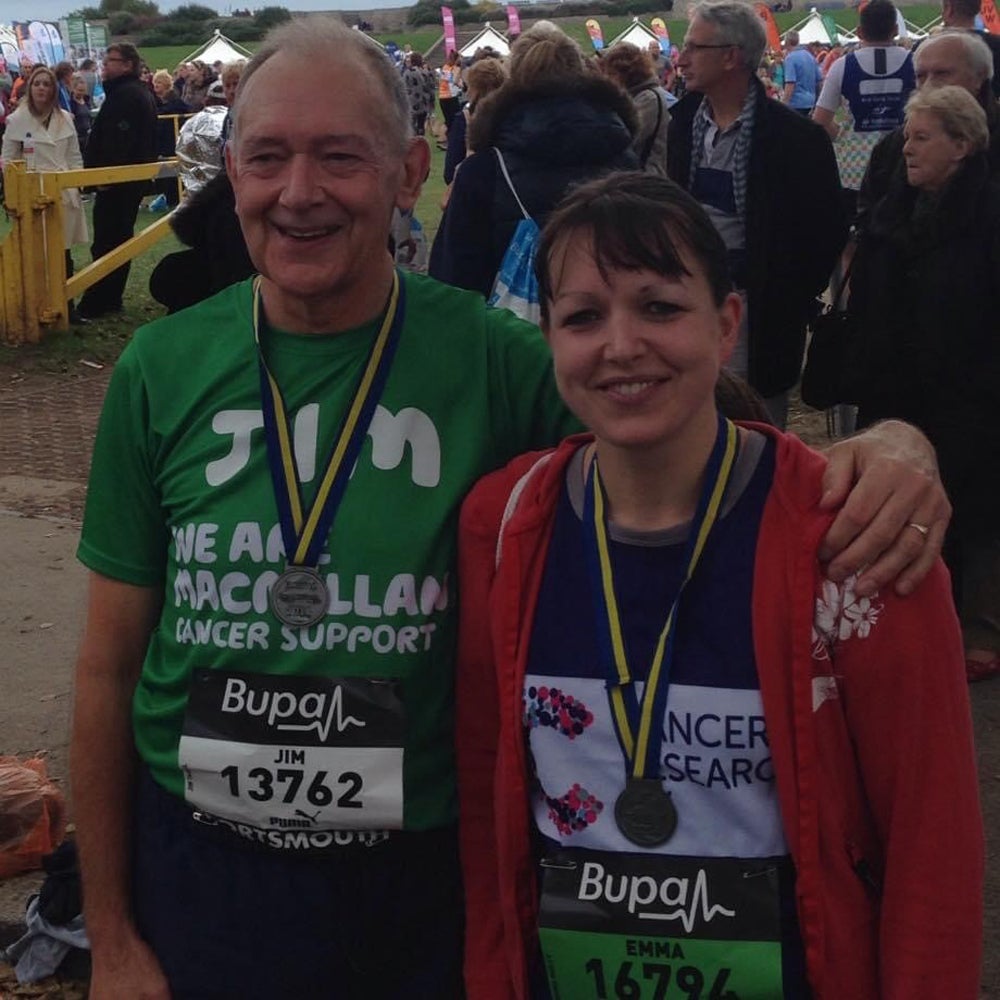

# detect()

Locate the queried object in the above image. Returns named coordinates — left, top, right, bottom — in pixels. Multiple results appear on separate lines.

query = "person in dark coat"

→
left=668, top=0, right=846, bottom=422
left=441, top=55, right=506, bottom=192
left=429, top=23, right=638, bottom=296
left=148, top=170, right=255, bottom=314
left=76, top=42, right=158, bottom=320
left=849, top=85, right=1000, bottom=682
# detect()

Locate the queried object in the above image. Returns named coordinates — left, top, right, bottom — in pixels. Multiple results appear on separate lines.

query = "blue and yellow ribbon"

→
left=583, top=414, right=739, bottom=781
left=254, top=271, right=405, bottom=570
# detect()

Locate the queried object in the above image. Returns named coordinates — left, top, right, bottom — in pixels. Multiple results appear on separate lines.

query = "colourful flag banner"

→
left=506, top=4, right=521, bottom=35
left=441, top=6, right=457, bottom=56
left=981, top=0, right=1000, bottom=34
left=753, top=2, right=782, bottom=51
left=586, top=18, right=604, bottom=50
left=650, top=17, right=670, bottom=53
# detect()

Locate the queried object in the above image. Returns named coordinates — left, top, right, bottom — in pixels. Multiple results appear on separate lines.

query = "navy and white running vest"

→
left=841, top=48, right=916, bottom=133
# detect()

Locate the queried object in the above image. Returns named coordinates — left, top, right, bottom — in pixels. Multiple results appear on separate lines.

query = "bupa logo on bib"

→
left=184, top=670, right=403, bottom=748
left=220, top=675, right=365, bottom=743
left=541, top=851, right=782, bottom=941
left=577, top=860, right=735, bottom=933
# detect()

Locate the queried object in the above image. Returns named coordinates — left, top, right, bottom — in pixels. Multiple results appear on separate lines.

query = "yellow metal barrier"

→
left=0, top=158, right=179, bottom=346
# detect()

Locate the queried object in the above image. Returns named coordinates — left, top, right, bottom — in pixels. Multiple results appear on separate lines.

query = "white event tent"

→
left=607, top=17, right=661, bottom=50
left=784, top=9, right=857, bottom=46
left=459, top=23, right=510, bottom=58
left=182, top=29, right=252, bottom=66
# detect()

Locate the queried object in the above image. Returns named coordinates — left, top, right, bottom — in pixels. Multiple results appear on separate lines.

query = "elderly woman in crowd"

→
left=2, top=64, right=88, bottom=322
left=429, top=22, right=637, bottom=296
left=849, top=85, right=1000, bottom=682
left=599, top=42, right=671, bottom=175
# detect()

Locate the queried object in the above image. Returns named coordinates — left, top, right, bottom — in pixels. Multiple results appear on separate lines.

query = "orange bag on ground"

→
left=0, top=757, right=66, bottom=879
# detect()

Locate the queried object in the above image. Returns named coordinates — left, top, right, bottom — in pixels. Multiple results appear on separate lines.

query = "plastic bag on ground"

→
left=0, top=757, right=66, bottom=880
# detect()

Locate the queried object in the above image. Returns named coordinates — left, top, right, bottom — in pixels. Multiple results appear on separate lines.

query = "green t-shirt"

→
left=78, top=273, right=576, bottom=832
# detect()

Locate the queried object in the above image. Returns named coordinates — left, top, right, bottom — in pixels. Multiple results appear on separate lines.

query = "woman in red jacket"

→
left=456, top=172, right=982, bottom=1000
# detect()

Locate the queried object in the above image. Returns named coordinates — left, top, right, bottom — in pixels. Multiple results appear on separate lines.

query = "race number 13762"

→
left=219, top=763, right=363, bottom=810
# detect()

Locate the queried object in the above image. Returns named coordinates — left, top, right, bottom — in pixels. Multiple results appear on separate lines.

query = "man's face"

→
left=227, top=53, right=427, bottom=327
left=102, top=50, right=131, bottom=81
left=678, top=15, right=739, bottom=95
left=915, top=38, right=981, bottom=93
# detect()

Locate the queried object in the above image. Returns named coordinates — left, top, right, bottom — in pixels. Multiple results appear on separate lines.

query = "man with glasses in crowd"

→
left=669, top=0, right=844, bottom=427
left=76, top=42, right=157, bottom=321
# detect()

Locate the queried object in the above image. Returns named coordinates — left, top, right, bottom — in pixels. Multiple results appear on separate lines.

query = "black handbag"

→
left=800, top=262, right=861, bottom=410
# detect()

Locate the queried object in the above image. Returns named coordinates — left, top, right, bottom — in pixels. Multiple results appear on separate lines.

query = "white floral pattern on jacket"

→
left=811, top=573, right=885, bottom=662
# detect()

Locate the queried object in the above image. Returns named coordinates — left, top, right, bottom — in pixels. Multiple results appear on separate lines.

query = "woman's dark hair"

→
left=536, top=172, right=733, bottom=324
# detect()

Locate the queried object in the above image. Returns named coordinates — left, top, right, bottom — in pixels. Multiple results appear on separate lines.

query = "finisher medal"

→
left=583, top=415, right=739, bottom=850
left=269, top=566, right=330, bottom=628
left=254, top=271, right=405, bottom=629
left=614, top=778, right=678, bottom=848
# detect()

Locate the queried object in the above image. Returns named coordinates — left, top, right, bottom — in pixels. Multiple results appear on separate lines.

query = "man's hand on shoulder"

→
left=817, top=419, right=950, bottom=597
left=89, top=931, right=171, bottom=999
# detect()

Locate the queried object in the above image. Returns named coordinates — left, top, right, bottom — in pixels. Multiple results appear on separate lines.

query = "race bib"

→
left=178, top=670, right=405, bottom=833
left=538, top=850, right=784, bottom=999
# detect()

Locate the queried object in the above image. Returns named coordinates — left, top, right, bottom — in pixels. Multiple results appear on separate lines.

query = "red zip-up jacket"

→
left=456, top=427, right=983, bottom=1000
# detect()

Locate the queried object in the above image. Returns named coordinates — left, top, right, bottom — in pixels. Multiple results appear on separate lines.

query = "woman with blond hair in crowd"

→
left=600, top=42, right=671, bottom=175
left=430, top=23, right=637, bottom=295
left=2, top=64, right=88, bottom=322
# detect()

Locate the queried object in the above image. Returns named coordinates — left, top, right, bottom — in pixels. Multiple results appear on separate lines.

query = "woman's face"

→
left=543, top=231, right=740, bottom=458
left=30, top=73, right=56, bottom=111
left=903, top=109, right=970, bottom=191
left=153, top=76, right=171, bottom=99
left=223, top=73, right=240, bottom=107
left=73, top=78, right=87, bottom=100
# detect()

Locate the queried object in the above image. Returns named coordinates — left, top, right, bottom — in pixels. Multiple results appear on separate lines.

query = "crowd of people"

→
left=0, top=4, right=992, bottom=996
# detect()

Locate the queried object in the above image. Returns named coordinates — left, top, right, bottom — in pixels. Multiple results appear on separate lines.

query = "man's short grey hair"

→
left=692, top=2, right=768, bottom=73
left=785, top=30, right=800, bottom=47
left=916, top=28, right=994, bottom=82
left=231, top=16, right=412, bottom=153
left=906, top=84, right=989, bottom=151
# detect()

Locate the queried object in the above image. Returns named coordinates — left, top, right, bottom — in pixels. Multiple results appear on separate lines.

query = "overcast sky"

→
left=12, top=1, right=410, bottom=27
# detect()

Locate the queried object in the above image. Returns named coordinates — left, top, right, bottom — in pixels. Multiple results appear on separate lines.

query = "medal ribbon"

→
left=582, top=414, right=739, bottom=780
left=254, top=270, right=405, bottom=569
